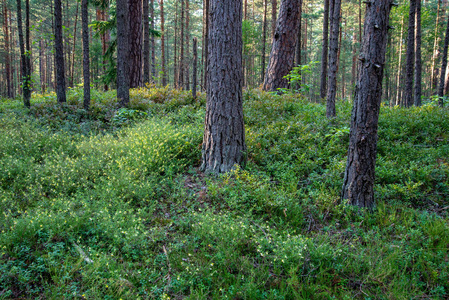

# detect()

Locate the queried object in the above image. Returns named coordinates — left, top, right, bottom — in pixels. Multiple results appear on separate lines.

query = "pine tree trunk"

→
left=326, top=0, right=341, bottom=118
left=320, top=0, right=329, bottom=99
left=342, top=0, right=393, bottom=208
left=271, top=0, right=277, bottom=39
left=54, top=0, right=66, bottom=103
left=143, top=0, right=150, bottom=84
left=438, top=14, right=449, bottom=106
left=403, top=0, right=416, bottom=107
left=351, top=25, right=357, bottom=100
left=395, top=15, right=404, bottom=106
left=117, top=0, right=130, bottom=106
left=82, top=0, right=90, bottom=110
left=192, top=36, right=197, bottom=98
left=128, top=0, right=143, bottom=87
left=295, top=0, right=302, bottom=90
left=151, top=0, right=156, bottom=82
left=414, top=0, right=422, bottom=106
left=17, top=0, right=30, bottom=105
left=70, top=2, right=79, bottom=87
left=184, top=0, right=190, bottom=90
left=3, top=1, right=12, bottom=98
left=202, top=0, right=209, bottom=91
left=430, top=0, right=441, bottom=95
left=201, top=0, right=246, bottom=174
left=261, top=0, right=268, bottom=83
left=263, top=0, right=301, bottom=92
left=161, top=0, right=166, bottom=86
left=178, top=0, right=185, bottom=89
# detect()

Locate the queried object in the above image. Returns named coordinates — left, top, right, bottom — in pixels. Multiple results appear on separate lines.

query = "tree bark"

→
left=438, top=14, right=449, bottom=106
left=320, top=0, right=329, bottom=99
left=143, top=0, right=150, bottom=84
left=151, top=0, right=156, bottom=82
left=342, top=0, right=393, bottom=208
left=326, top=0, right=341, bottom=118
left=201, top=0, right=246, bottom=174
left=160, top=0, right=166, bottom=86
left=117, top=0, right=130, bottom=106
left=414, top=0, right=422, bottom=106
left=403, top=0, right=416, bottom=107
left=185, top=0, right=190, bottom=90
left=2, top=0, right=12, bottom=98
left=271, top=0, right=277, bottom=39
left=128, top=0, right=143, bottom=88
left=202, top=0, right=209, bottom=91
left=178, top=0, right=185, bottom=89
left=82, top=0, right=90, bottom=110
left=295, top=0, right=302, bottom=90
left=70, top=2, right=79, bottom=87
left=192, top=36, right=197, bottom=98
left=261, top=0, right=268, bottom=83
left=54, top=0, right=66, bottom=103
left=430, top=0, right=442, bottom=95
left=395, top=15, right=404, bottom=106
left=263, top=0, right=301, bottom=92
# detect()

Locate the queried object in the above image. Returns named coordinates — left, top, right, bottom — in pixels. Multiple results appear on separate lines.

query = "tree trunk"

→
left=82, top=0, right=90, bottom=110
left=438, top=14, right=449, bottom=106
left=395, top=15, right=404, bottom=106
left=117, top=0, right=130, bottom=106
left=192, top=36, right=197, bottom=98
left=17, top=0, right=30, bottom=106
left=414, top=0, right=421, bottom=106
left=326, top=0, right=341, bottom=118
left=39, top=40, right=46, bottom=93
left=351, top=25, right=357, bottom=100
left=430, top=0, right=441, bottom=95
left=161, top=0, right=166, bottom=85
left=263, top=0, right=301, bottom=92
left=202, top=0, right=209, bottom=91
left=151, top=0, right=156, bottom=82
left=178, top=0, right=185, bottom=89
left=271, top=0, right=277, bottom=39
left=54, top=0, right=66, bottom=103
left=295, top=0, right=302, bottom=90
left=185, top=0, right=190, bottom=90
left=70, top=2, right=79, bottom=87
left=403, top=0, right=416, bottom=107
left=261, top=0, right=268, bottom=83
left=320, top=0, right=329, bottom=99
left=3, top=0, right=12, bottom=98
left=341, top=0, right=393, bottom=208
left=128, top=0, right=143, bottom=88
left=201, top=0, right=246, bottom=174
left=96, top=7, right=109, bottom=90
left=143, top=0, right=150, bottom=84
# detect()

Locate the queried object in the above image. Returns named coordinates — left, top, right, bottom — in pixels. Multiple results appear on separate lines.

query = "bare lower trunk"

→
left=143, top=0, right=150, bottom=84
left=326, top=0, right=341, bottom=118
left=54, top=0, right=66, bottom=103
left=129, top=0, right=143, bottom=88
left=320, top=0, right=329, bottom=99
left=403, top=0, right=416, bottom=107
left=117, top=0, right=130, bottom=106
left=438, top=14, right=449, bottom=106
left=414, top=0, right=422, bottom=106
left=161, top=0, right=166, bottom=86
left=82, top=0, right=90, bottom=110
left=192, top=37, right=197, bottom=98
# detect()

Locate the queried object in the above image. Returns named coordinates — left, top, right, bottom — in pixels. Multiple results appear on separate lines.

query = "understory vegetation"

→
left=0, top=87, right=448, bottom=299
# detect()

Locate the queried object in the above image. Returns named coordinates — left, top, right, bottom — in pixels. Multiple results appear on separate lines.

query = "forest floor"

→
left=0, top=87, right=448, bottom=299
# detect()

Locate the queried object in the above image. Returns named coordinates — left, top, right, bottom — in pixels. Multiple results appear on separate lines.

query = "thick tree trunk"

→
left=161, top=0, right=167, bottom=86
left=202, top=0, right=209, bottom=91
left=117, top=0, right=130, bottom=106
left=342, top=0, right=393, bottom=208
left=414, top=0, right=422, bottom=106
left=201, top=0, right=246, bottom=174
left=263, top=0, right=301, bottom=92
left=326, top=0, right=341, bottom=118
left=192, top=36, right=197, bottom=98
left=54, top=0, right=66, bottom=103
left=129, top=0, right=143, bottom=88
left=271, top=0, right=277, bottom=39
left=320, top=0, right=329, bottom=99
left=82, top=0, right=90, bottom=110
left=143, top=0, right=150, bottom=84
left=403, top=0, right=416, bottom=107
left=438, top=14, right=449, bottom=106
left=351, top=25, right=357, bottom=100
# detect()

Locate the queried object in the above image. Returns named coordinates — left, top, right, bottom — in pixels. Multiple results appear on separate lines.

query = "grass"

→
left=0, top=87, right=448, bottom=299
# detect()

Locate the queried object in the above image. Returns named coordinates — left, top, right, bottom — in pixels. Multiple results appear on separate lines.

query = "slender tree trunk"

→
left=25, top=0, right=32, bottom=98
left=326, top=0, right=342, bottom=118
left=295, top=0, right=302, bottom=90
left=143, top=0, right=150, bottom=84
left=201, top=0, right=246, bottom=174
left=151, top=0, right=156, bottom=82
left=161, top=0, right=166, bottom=86
left=202, top=0, right=209, bottom=91
left=128, top=0, right=143, bottom=87
left=403, top=0, right=416, bottom=107
left=117, top=0, right=130, bottom=106
left=192, top=36, right=197, bottom=98
left=263, top=0, right=301, bottom=92
left=178, top=0, right=185, bottom=88
left=395, top=15, right=404, bottom=106
left=414, top=0, right=422, bottom=106
left=320, top=0, right=329, bottom=99
left=17, top=0, right=31, bottom=106
left=438, top=14, right=449, bottom=106
left=82, top=0, right=90, bottom=110
left=185, top=0, right=190, bottom=90
left=70, top=2, right=79, bottom=87
left=342, top=0, right=393, bottom=208
left=430, top=0, right=441, bottom=95
left=262, top=0, right=268, bottom=83
left=3, top=0, right=12, bottom=98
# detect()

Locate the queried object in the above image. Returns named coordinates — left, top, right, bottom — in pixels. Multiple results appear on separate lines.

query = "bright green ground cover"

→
left=0, top=87, right=448, bottom=299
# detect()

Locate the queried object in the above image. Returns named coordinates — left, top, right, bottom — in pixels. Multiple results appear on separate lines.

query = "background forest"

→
left=0, top=0, right=449, bottom=299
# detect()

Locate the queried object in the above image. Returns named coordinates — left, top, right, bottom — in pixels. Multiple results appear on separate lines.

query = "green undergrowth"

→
left=0, top=87, right=448, bottom=299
